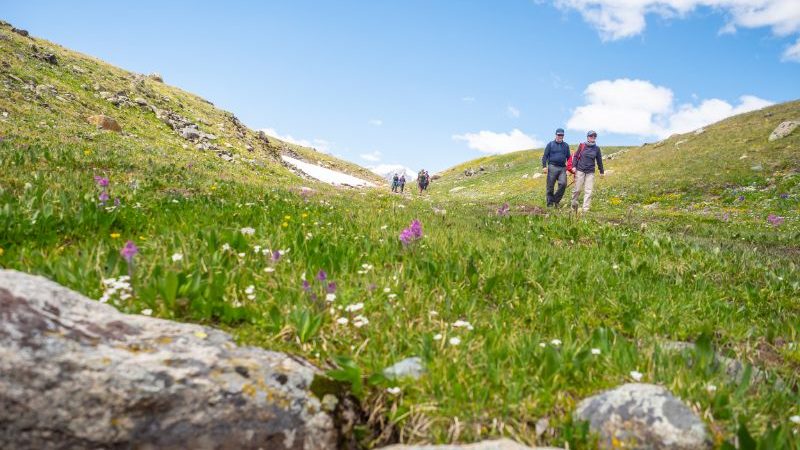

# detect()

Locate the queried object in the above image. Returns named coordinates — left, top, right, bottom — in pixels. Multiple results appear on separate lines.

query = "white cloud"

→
left=666, top=95, right=773, bottom=134
left=783, top=37, right=800, bottom=61
left=452, top=129, right=544, bottom=153
left=462, top=96, right=476, bottom=103
left=360, top=150, right=382, bottom=162
left=567, top=79, right=673, bottom=136
left=260, top=128, right=331, bottom=153
left=553, top=0, right=800, bottom=61
left=368, top=119, right=383, bottom=126
left=507, top=105, right=521, bottom=118
left=566, top=78, right=773, bottom=138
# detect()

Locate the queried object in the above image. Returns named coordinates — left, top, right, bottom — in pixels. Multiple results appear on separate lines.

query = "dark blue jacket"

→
left=574, top=142, right=604, bottom=174
left=541, top=140, right=570, bottom=168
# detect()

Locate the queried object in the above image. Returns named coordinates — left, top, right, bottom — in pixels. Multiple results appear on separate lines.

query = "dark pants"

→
left=546, top=163, right=567, bottom=206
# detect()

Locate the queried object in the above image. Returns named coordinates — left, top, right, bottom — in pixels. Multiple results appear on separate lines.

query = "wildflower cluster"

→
left=399, top=219, right=423, bottom=246
left=99, top=275, right=132, bottom=304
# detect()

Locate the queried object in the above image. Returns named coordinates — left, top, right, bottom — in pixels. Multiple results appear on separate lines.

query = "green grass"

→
left=1, top=21, right=800, bottom=449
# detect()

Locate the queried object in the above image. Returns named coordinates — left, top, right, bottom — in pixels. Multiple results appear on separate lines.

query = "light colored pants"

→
left=571, top=171, right=595, bottom=212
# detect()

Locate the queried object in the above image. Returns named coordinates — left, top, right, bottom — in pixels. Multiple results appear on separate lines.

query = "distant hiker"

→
left=541, top=127, right=570, bottom=208
left=399, top=175, right=406, bottom=192
left=391, top=173, right=399, bottom=193
left=418, top=170, right=430, bottom=193
left=570, top=130, right=604, bottom=213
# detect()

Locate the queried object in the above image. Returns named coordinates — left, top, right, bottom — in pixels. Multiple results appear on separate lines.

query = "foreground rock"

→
left=768, top=120, right=799, bottom=141
left=0, top=269, right=336, bottom=450
left=380, top=438, right=564, bottom=450
left=574, top=383, right=710, bottom=450
left=86, top=114, right=121, bottom=132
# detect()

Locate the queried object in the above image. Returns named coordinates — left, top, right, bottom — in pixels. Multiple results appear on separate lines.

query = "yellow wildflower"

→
left=0, top=247, right=4, bottom=256
left=282, top=222, right=288, bottom=228
left=110, top=233, right=121, bottom=239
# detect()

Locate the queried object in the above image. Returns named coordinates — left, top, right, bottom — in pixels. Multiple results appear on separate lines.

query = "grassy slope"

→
left=0, top=21, right=382, bottom=188
left=2, top=21, right=800, bottom=448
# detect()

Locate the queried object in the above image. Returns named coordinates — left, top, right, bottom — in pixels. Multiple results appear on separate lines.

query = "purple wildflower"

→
left=120, top=241, right=138, bottom=263
left=94, top=176, right=109, bottom=188
left=780, top=193, right=789, bottom=199
left=399, top=228, right=415, bottom=246
left=410, top=219, right=423, bottom=238
left=114, top=197, right=121, bottom=207
left=737, top=195, right=745, bottom=202
left=99, top=190, right=110, bottom=205
left=271, top=250, right=282, bottom=262
left=399, top=219, right=423, bottom=246
left=367, top=283, right=377, bottom=292
left=721, top=213, right=730, bottom=222
left=497, top=203, right=510, bottom=216
left=302, top=280, right=311, bottom=292
left=327, top=282, right=337, bottom=294
left=316, top=270, right=327, bottom=282
left=767, top=214, right=784, bottom=226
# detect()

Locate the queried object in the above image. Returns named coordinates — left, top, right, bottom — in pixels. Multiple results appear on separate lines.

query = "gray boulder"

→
left=768, top=121, right=799, bottom=141
left=379, top=439, right=563, bottom=450
left=0, top=269, right=336, bottom=450
left=383, top=356, right=425, bottom=380
left=574, top=383, right=710, bottom=450
left=180, top=125, right=201, bottom=140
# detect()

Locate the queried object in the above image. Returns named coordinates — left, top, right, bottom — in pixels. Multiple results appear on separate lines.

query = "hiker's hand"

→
left=542, top=167, right=548, bottom=174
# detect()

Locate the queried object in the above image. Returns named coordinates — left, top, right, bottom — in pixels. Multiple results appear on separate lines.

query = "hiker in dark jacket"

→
left=541, top=128, right=570, bottom=207
left=570, top=130, right=604, bottom=213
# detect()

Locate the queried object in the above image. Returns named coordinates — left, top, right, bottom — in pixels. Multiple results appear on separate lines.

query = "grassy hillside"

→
left=0, top=20, right=382, bottom=188
left=2, top=20, right=800, bottom=449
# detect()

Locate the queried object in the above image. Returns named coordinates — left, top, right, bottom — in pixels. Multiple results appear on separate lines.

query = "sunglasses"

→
left=556, top=134, right=564, bottom=137
left=588, top=134, right=597, bottom=138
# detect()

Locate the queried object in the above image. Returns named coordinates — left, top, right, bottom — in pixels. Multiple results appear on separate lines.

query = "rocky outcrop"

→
left=768, top=120, right=799, bottom=141
left=86, top=114, right=122, bottom=132
left=574, top=383, right=710, bottom=450
left=379, top=439, right=564, bottom=450
left=148, top=72, right=164, bottom=82
left=0, top=269, right=337, bottom=450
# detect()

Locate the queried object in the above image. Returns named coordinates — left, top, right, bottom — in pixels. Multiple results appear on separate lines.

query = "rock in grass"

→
left=86, top=114, right=121, bottom=132
left=148, top=72, right=164, bottom=82
left=383, top=356, right=425, bottom=380
left=0, top=269, right=337, bottom=450
left=574, top=383, right=711, bottom=450
left=768, top=120, right=799, bottom=141
left=379, top=438, right=564, bottom=450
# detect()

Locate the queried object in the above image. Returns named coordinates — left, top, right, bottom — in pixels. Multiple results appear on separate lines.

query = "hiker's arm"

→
left=597, top=149, right=604, bottom=175
left=541, top=143, right=549, bottom=168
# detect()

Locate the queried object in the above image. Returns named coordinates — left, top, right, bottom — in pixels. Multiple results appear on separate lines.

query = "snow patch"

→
left=281, top=155, right=375, bottom=187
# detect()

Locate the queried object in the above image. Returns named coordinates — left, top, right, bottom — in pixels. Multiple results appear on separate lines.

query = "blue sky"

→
left=5, top=0, right=799, bottom=173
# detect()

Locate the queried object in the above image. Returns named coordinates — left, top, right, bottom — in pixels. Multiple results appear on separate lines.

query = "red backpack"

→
left=566, top=143, right=586, bottom=174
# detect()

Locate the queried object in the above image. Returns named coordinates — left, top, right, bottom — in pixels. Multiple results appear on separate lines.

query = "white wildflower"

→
left=264, top=267, right=275, bottom=273
left=388, top=293, right=397, bottom=300
left=433, top=333, right=443, bottom=341
left=790, top=415, right=800, bottom=424
left=344, top=303, right=364, bottom=312
left=221, top=243, right=231, bottom=251
left=383, top=287, right=391, bottom=293
left=591, top=348, right=601, bottom=355
left=706, top=384, right=717, bottom=393
left=171, top=253, right=183, bottom=262
left=452, top=320, right=474, bottom=331
left=449, top=337, right=461, bottom=346
left=429, top=310, right=438, bottom=316
left=237, top=252, right=246, bottom=258
left=325, top=293, right=336, bottom=302
left=381, top=225, right=388, bottom=230
left=353, top=315, right=369, bottom=328
left=240, top=227, right=255, bottom=236
left=245, top=285, right=255, bottom=295
left=550, top=339, right=562, bottom=346
left=539, top=342, right=546, bottom=348
left=336, top=317, right=349, bottom=325
left=141, top=308, right=153, bottom=316
left=630, top=371, right=643, bottom=382
left=253, top=245, right=262, bottom=253
left=386, top=386, right=401, bottom=395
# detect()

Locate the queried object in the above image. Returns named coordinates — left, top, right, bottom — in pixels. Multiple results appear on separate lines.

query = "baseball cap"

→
left=555, top=128, right=565, bottom=135
left=587, top=130, right=597, bottom=137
